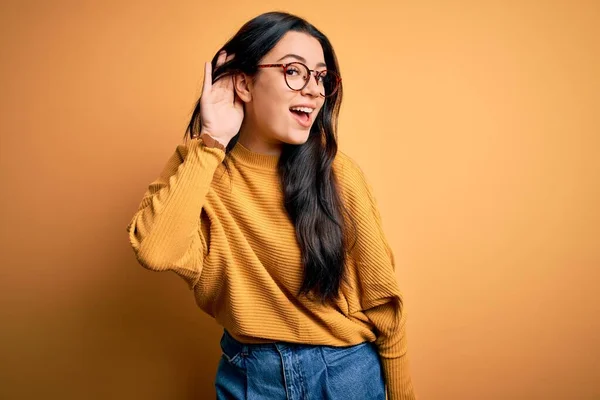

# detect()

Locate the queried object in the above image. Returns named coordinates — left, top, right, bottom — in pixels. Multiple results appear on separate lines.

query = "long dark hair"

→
left=184, top=11, right=355, bottom=306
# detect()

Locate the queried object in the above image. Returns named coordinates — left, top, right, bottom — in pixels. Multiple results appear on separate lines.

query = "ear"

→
left=233, top=73, right=252, bottom=103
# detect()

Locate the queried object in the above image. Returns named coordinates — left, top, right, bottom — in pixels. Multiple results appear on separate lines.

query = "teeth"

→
left=290, top=106, right=314, bottom=113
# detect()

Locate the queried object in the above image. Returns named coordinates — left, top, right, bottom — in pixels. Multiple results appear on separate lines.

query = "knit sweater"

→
left=126, top=138, right=415, bottom=399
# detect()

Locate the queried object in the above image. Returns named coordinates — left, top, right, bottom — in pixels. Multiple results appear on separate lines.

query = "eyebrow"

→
left=277, top=53, right=327, bottom=69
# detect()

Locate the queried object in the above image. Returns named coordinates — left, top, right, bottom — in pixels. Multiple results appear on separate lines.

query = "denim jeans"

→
left=215, top=329, right=386, bottom=399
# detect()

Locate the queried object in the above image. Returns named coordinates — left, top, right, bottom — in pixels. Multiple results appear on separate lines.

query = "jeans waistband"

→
left=222, top=329, right=313, bottom=356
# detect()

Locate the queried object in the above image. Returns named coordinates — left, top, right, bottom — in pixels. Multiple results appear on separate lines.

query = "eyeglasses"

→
left=256, top=62, right=341, bottom=98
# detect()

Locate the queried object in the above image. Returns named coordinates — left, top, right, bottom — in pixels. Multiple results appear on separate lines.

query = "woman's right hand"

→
left=199, top=50, right=244, bottom=147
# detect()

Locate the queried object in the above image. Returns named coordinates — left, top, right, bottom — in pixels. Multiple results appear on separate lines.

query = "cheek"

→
left=254, top=94, right=288, bottom=125
left=254, top=85, right=293, bottom=127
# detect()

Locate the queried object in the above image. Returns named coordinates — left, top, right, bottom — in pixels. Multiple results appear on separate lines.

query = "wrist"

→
left=198, top=131, right=228, bottom=151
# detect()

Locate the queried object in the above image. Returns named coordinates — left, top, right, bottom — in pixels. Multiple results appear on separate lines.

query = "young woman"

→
left=127, top=11, right=415, bottom=400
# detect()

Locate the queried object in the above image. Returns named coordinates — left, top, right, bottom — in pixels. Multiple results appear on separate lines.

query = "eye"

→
left=314, top=72, right=327, bottom=84
left=285, top=66, right=301, bottom=75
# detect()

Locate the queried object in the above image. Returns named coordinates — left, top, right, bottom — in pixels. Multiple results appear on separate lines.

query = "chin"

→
left=282, top=129, right=312, bottom=145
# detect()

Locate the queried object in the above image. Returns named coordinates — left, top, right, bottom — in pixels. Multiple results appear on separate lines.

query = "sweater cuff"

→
left=380, top=355, right=416, bottom=400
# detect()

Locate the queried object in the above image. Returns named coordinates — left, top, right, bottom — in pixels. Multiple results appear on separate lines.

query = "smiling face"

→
left=234, top=31, right=327, bottom=154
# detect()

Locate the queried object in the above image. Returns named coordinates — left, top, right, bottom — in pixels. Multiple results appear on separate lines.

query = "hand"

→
left=199, top=51, right=244, bottom=147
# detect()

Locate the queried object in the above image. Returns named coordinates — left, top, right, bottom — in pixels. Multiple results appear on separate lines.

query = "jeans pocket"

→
left=219, top=331, right=246, bottom=368
left=221, top=348, right=244, bottom=365
left=319, top=341, right=385, bottom=399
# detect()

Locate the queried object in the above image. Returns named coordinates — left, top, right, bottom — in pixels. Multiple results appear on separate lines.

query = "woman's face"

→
left=236, top=31, right=327, bottom=154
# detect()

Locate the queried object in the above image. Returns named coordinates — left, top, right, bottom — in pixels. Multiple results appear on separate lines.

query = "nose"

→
left=301, top=71, right=321, bottom=97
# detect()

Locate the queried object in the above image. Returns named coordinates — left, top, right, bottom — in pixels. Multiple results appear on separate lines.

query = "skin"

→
left=200, top=31, right=327, bottom=156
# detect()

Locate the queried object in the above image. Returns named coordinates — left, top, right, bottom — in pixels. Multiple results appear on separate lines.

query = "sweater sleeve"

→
left=126, top=138, right=226, bottom=289
left=338, top=154, right=416, bottom=400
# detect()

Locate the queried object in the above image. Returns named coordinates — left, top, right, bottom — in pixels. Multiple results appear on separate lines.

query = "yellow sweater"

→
left=126, top=138, right=415, bottom=399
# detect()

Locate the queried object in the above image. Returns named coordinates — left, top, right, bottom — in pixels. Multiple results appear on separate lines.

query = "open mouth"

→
left=289, top=106, right=314, bottom=127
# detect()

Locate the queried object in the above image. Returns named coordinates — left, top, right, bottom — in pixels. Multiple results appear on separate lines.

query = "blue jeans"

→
left=215, top=329, right=386, bottom=399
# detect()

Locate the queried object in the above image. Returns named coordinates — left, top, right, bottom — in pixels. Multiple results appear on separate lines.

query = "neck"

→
left=237, top=122, right=283, bottom=156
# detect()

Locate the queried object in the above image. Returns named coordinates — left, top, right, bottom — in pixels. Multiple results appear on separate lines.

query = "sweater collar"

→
left=230, top=141, right=280, bottom=171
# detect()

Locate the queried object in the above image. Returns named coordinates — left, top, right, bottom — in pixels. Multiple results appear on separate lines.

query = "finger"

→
left=201, top=61, right=212, bottom=98
left=213, top=51, right=236, bottom=91
left=212, top=51, right=230, bottom=88
left=216, top=50, right=227, bottom=67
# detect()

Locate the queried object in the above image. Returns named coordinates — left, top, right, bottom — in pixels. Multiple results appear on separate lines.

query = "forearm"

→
left=127, top=139, right=225, bottom=274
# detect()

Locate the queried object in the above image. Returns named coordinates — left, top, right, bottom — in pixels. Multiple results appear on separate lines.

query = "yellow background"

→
left=1, top=1, right=598, bottom=399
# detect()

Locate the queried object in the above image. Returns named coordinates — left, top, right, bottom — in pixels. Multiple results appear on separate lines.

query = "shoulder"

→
left=333, top=150, right=367, bottom=184
left=333, top=149, right=376, bottom=204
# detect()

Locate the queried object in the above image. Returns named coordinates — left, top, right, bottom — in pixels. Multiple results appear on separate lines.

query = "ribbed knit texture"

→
left=126, top=138, right=415, bottom=399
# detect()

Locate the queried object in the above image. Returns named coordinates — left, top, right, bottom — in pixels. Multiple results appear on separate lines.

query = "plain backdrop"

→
left=0, top=0, right=598, bottom=399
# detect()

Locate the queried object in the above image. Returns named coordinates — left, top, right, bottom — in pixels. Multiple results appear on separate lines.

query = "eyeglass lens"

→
left=284, top=62, right=339, bottom=97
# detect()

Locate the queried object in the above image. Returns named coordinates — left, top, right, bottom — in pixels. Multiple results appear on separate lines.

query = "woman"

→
left=126, top=11, right=415, bottom=400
